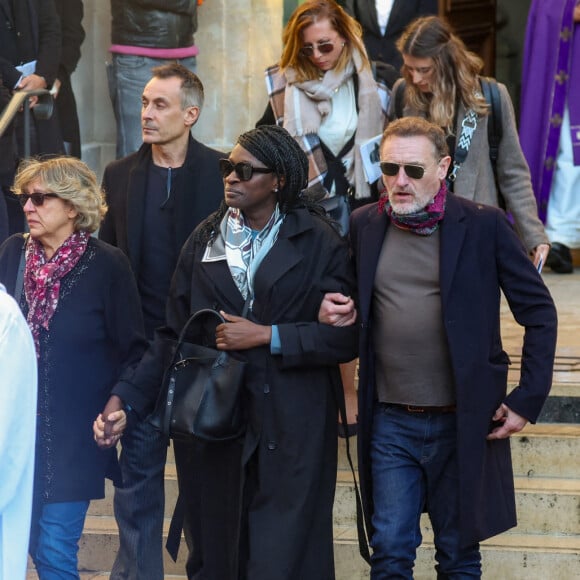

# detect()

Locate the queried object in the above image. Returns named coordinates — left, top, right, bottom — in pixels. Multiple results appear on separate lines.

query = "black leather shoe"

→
left=546, top=242, right=573, bottom=274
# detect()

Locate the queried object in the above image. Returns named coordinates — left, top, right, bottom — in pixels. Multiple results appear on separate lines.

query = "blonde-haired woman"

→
left=258, top=0, right=398, bottom=209
left=392, top=15, right=549, bottom=267
left=0, top=157, right=146, bottom=579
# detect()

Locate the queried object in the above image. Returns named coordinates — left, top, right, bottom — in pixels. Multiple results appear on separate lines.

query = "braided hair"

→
left=196, top=125, right=326, bottom=244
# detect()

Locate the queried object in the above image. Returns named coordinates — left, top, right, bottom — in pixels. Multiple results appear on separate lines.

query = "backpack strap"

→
left=480, top=77, right=506, bottom=210
left=392, top=79, right=406, bottom=120
left=14, top=233, right=29, bottom=302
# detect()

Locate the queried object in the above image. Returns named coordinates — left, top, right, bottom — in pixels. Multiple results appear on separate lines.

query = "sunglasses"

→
left=380, top=162, right=427, bottom=180
left=219, top=159, right=273, bottom=181
left=300, top=40, right=336, bottom=58
left=18, top=192, right=60, bottom=207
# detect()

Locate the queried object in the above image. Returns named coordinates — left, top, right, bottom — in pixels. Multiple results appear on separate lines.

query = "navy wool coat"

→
left=0, top=235, right=147, bottom=503
left=99, top=136, right=224, bottom=278
left=350, top=194, right=557, bottom=546
left=113, top=208, right=358, bottom=580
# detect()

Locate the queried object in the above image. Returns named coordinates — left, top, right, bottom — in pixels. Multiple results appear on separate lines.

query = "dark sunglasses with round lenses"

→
left=18, top=192, right=60, bottom=207
left=380, top=162, right=426, bottom=180
left=300, top=40, right=335, bottom=58
left=219, top=159, right=273, bottom=181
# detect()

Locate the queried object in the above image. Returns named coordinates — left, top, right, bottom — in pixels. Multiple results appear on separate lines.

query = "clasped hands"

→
left=93, top=395, right=126, bottom=449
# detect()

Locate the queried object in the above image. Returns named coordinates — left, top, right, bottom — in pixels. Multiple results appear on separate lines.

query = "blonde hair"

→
left=397, top=16, right=488, bottom=132
left=280, top=0, right=369, bottom=82
left=13, top=157, right=108, bottom=233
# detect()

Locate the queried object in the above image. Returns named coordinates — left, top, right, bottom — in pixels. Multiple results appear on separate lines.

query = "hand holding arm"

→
left=318, top=292, right=357, bottom=327
left=486, top=403, right=528, bottom=440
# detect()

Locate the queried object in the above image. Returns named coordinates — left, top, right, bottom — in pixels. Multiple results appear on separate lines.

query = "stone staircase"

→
left=27, top=272, right=580, bottom=579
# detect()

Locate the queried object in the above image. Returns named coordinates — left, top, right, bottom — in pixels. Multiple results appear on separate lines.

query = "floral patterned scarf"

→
left=378, top=181, right=447, bottom=236
left=24, top=230, right=90, bottom=355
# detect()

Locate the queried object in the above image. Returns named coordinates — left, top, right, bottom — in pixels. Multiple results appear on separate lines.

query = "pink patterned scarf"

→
left=378, top=181, right=447, bottom=236
left=24, top=230, right=90, bottom=355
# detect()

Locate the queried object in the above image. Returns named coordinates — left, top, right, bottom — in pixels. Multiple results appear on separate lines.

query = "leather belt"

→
left=380, top=402, right=457, bottom=414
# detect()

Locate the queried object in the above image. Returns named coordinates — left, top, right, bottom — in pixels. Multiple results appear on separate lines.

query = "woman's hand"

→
left=532, top=243, right=550, bottom=272
left=216, top=312, right=272, bottom=350
left=318, top=292, right=357, bottom=326
left=93, top=395, right=127, bottom=449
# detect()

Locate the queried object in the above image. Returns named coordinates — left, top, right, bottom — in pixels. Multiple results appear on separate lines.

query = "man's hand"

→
left=51, top=78, right=62, bottom=98
left=17, top=74, right=47, bottom=92
left=532, top=243, right=550, bottom=271
left=216, top=312, right=271, bottom=350
left=93, top=395, right=127, bottom=449
left=486, top=403, right=528, bottom=440
left=318, top=292, right=357, bottom=327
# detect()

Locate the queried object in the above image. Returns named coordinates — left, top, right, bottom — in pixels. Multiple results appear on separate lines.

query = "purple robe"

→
left=519, top=0, right=580, bottom=223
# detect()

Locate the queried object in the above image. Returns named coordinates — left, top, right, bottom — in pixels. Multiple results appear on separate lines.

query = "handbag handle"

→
left=169, top=309, right=226, bottom=368
left=176, top=308, right=225, bottom=345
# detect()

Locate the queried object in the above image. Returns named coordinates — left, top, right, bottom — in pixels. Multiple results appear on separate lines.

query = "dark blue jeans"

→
left=370, top=404, right=481, bottom=579
left=29, top=500, right=90, bottom=579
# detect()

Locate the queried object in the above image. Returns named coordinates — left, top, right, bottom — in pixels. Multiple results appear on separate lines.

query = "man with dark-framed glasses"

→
left=320, top=116, right=557, bottom=578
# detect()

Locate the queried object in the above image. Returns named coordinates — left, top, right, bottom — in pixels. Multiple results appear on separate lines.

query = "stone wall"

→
left=75, top=0, right=283, bottom=180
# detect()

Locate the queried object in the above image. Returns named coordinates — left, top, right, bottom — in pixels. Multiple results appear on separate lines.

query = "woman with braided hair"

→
left=97, top=124, right=358, bottom=579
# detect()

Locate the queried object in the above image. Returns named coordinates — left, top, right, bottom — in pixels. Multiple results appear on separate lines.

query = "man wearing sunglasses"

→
left=98, top=63, right=223, bottom=580
left=320, top=117, right=557, bottom=577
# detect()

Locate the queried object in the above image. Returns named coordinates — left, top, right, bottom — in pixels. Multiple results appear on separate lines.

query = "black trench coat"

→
left=114, top=207, right=359, bottom=580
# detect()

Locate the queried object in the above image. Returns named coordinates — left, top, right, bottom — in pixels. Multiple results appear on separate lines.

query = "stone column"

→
left=74, top=0, right=283, bottom=178
left=195, top=0, right=283, bottom=148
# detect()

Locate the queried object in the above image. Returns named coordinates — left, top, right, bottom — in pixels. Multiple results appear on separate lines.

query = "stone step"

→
left=338, top=423, right=580, bottom=479
left=61, top=514, right=580, bottom=580
left=77, top=515, right=187, bottom=575
left=89, top=423, right=580, bottom=519
left=334, top=526, right=580, bottom=580
left=510, top=423, right=580, bottom=478
left=333, top=471, right=580, bottom=536
left=27, top=574, right=187, bottom=580
left=90, top=466, right=580, bottom=537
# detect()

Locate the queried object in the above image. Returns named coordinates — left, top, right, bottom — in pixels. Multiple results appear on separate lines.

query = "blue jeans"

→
left=370, top=404, right=481, bottom=579
left=29, top=500, right=90, bottom=580
left=106, top=54, right=197, bottom=159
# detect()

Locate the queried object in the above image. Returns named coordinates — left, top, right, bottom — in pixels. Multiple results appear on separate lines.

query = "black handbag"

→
left=148, top=309, right=246, bottom=442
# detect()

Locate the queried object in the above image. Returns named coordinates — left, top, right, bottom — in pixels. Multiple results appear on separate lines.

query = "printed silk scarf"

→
left=378, top=181, right=447, bottom=236
left=202, top=206, right=285, bottom=308
left=24, top=230, right=90, bottom=355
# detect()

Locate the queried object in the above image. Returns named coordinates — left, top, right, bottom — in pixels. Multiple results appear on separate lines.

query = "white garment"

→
left=317, top=79, right=358, bottom=157
left=545, top=106, right=580, bottom=248
left=0, top=285, right=37, bottom=580
left=376, top=0, right=396, bottom=35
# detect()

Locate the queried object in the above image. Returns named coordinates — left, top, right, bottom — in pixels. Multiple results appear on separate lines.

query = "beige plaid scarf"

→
left=282, top=48, right=384, bottom=199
